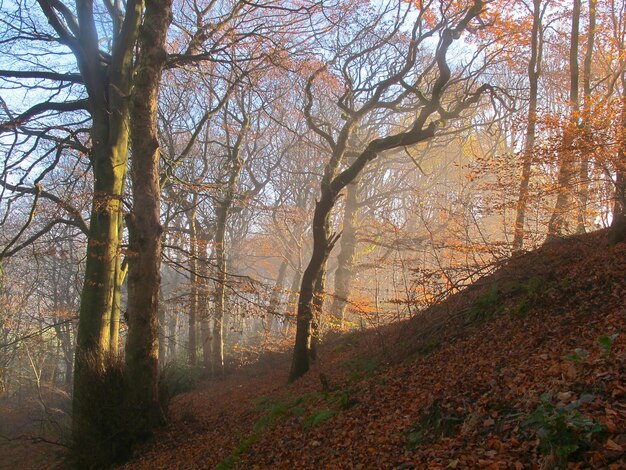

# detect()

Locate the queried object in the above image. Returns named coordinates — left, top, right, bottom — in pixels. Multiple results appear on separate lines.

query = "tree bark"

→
left=125, top=0, right=172, bottom=435
left=283, top=264, right=302, bottom=334
left=512, top=0, right=543, bottom=252
left=212, top=202, right=228, bottom=375
left=547, top=0, right=581, bottom=240
left=576, top=0, right=597, bottom=234
left=609, top=93, right=626, bottom=244
left=268, top=258, right=289, bottom=333
left=71, top=0, right=141, bottom=439
left=331, top=177, right=360, bottom=325
left=198, top=236, right=212, bottom=370
left=188, top=207, right=199, bottom=366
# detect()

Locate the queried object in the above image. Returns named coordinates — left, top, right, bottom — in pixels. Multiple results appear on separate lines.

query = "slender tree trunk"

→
left=331, top=177, right=360, bottom=325
left=211, top=123, right=246, bottom=374
left=268, top=258, right=289, bottom=333
left=212, top=203, right=228, bottom=375
left=188, top=208, right=199, bottom=365
left=198, top=236, right=212, bottom=370
left=283, top=264, right=302, bottom=334
left=547, top=0, right=581, bottom=240
left=288, top=2, right=485, bottom=382
left=168, top=312, right=178, bottom=361
left=513, top=0, right=542, bottom=251
left=576, top=0, right=597, bottom=234
left=609, top=94, right=626, bottom=244
left=125, top=0, right=173, bottom=434
left=310, top=262, right=328, bottom=361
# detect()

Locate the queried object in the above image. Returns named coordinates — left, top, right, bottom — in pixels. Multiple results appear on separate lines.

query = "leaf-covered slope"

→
left=124, top=231, right=626, bottom=469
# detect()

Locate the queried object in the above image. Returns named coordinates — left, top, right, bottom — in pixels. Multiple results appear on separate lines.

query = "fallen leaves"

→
left=122, top=231, right=626, bottom=469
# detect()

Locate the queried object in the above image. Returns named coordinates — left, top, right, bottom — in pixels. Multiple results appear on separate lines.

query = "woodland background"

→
left=0, top=0, right=625, bottom=466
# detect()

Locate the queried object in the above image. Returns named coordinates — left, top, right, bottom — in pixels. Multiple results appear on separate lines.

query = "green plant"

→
left=341, top=355, right=380, bottom=381
left=564, top=348, right=589, bottom=366
left=524, top=394, right=605, bottom=466
left=218, top=396, right=305, bottom=470
left=304, top=408, right=336, bottom=428
left=405, top=400, right=464, bottom=449
left=328, top=389, right=358, bottom=410
left=467, top=283, right=503, bottom=322
left=511, top=297, right=530, bottom=317
left=597, top=334, right=618, bottom=355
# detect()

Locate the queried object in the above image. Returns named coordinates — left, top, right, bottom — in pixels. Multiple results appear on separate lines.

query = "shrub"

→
left=524, top=393, right=605, bottom=467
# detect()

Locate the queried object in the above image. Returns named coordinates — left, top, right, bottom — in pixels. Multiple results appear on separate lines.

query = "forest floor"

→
left=121, top=230, right=626, bottom=470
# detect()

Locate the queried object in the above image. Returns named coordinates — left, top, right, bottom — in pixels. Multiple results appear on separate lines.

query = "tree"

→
left=289, top=0, right=493, bottom=382
left=513, top=0, right=547, bottom=251
left=547, top=0, right=582, bottom=239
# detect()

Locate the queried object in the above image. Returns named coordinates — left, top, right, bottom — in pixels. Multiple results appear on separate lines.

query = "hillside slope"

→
left=124, top=231, right=626, bottom=469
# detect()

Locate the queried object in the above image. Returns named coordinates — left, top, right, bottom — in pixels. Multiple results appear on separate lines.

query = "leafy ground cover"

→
left=119, top=231, right=625, bottom=469
left=121, top=231, right=626, bottom=469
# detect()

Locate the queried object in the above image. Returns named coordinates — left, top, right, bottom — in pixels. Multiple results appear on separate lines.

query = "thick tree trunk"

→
left=331, top=178, right=360, bottom=325
left=158, top=296, right=167, bottom=368
left=289, top=186, right=343, bottom=382
left=125, top=0, right=172, bottom=435
left=71, top=0, right=143, bottom=447
left=73, top=119, right=129, bottom=441
left=512, top=0, right=542, bottom=252
left=547, top=0, right=581, bottom=240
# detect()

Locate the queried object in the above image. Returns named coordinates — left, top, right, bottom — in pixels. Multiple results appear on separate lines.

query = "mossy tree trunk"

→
left=68, top=0, right=143, bottom=444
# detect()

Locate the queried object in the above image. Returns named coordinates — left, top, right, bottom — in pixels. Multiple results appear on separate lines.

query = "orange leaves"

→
left=122, top=231, right=626, bottom=469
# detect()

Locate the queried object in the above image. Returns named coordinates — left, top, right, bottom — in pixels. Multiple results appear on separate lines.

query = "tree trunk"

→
left=289, top=186, right=343, bottom=382
left=110, top=234, right=126, bottom=356
left=268, top=258, right=289, bottom=333
left=512, top=0, right=542, bottom=252
left=198, top=236, right=212, bottom=370
left=331, top=177, right=360, bottom=325
left=212, top=203, right=228, bottom=375
left=71, top=0, right=142, bottom=446
left=73, top=112, right=130, bottom=442
left=576, top=0, right=597, bottom=234
left=158, top=295, right=167, bottom=368
left=547, top=0, right=581, bottom=240
left=283, top=265, right=302, bottom=334
left=310, top=262, right=327, bottom=361
left=609, top=94, right=626, bottom=244
left=188, top=208, right=199, bottom=365
left=125, top=0, right=172, bottom=435
left=168, top=312, right=178, bottom=361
